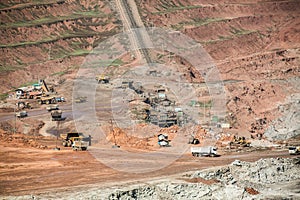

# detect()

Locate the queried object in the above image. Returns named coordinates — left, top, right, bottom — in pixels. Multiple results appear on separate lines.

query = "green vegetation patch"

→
left=110, top=59, right=124, bottom=66
left=0, top=93, right=8, bottom=101
left=51, top=71, right=66, bottom=76
left=81, top=58, right=125, bottom=69
left=1, top=10, right=106, bottom=29
left=0, top=32, right=95, bottom=48
left=153, top=5, right=202, bottom=14
left=230, top=26, right=256, bottom=36
left=68, top=49, right=91, bottom=56
left=171, top=18, right=225, bottom=30
left=0, top=0, right=65, bottom=10
left=203, top=29, right=258, bottom=44
left=0, top=65, right=24, bottom=72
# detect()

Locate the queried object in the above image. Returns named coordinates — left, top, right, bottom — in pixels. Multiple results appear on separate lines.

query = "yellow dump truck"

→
left=51, top=110, right=65, bottom=121
left=38, top=96, right=56, bottom=104
left=60, top=132, right=86, bottom=147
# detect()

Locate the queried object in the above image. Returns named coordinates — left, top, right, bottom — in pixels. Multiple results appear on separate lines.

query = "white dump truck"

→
left=191, top=146, right=218, bottom=157
left=46, top=104, right=59, bottom=111
left=289, top=146, right=300, bottom=155
left=72, top=137, right=89, bottom=151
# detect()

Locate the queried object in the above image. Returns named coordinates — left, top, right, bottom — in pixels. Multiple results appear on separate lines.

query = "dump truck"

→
left=158, top=134, right=171, bottom=147
left=16, top=111, right=28, bottom=118
left=191, top=146, right=218, bottom=157
left=289, top=146, right=300, bottom=155
left=38, top=96, right=56, bottom=104
left=188, top=136, right=200, bottom=145
left=74, top=96, right=87, bottom=103
left=46, top=104, right=59, bottom=111
left=96, top=74, right=109, bottom=84
left=72, top=137, right=88, bottom=151
left=51, top=110, right=65, bottom=121
left=60, top=132, right=85, bottom=147
left=16, top=101, right=32, bottom=110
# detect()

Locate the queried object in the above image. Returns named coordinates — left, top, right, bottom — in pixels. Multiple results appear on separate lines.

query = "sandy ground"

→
left=0, top=141, right=293, bottom=196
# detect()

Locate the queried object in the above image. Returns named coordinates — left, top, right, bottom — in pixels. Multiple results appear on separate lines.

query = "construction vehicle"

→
left=46, top=104, right=59, bottom=112
left=95, top=74, right=109, bottom=84
left=191, top=146, right=218, bottom=157
left=72, top=137, right=88, bottom=151
left=16, top=111, right=28, bottom=118
left=289, top=146, right=300, bottom=155
left=188, top=136, right=200, bottom=145
left=38, top=96, right=56, bottom=105
left=51, top=110, right=65, bottom=121
left=74, top=96, right=87, bottom=103
left=231, top=136, right=251, bottom=147
left=27, top=91, right=42, bottom=99
left=16, top=101, right=32, bottom=110
left=60, top=132, right=85, bottom=147
left=40, top=79, right=55, bottom=94
left=55, top=96, right=65, bottom=102
left=158, top=134, right=171, bottom=147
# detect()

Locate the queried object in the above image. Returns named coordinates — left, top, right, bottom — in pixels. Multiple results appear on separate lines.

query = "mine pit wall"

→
left=0, top=0, right=121, bottom=93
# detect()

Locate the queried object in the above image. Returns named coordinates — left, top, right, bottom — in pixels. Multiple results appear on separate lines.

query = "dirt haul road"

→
left=0, top=144, right=293, bottom=196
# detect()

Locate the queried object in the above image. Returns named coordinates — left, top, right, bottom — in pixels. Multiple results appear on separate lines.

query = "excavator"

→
left=231, top=135, right=251, bottom=147
left=188, top=136, right=200, bottom=145
left=16, top=101, right=32, bottom=110
left=40, top=79, right=55, bottom=94
left=95, top=74, right=110, bottom=84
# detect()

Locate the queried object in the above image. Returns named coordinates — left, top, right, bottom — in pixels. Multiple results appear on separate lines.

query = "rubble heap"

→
left=22, top=158, right=299, bottom=199
left=265, top=94, right=300, bottom=141
left=105, top=158, right=300, bottom=199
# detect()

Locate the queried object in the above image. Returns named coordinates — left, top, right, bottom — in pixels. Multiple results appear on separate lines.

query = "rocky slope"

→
left=137, top=0, right=300, bottom=139
left=0, top=0, right=120, bottom=92
left=1, top=0, right=299, bottom=138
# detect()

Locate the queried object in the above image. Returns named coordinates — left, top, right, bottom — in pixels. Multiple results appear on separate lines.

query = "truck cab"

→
left=60, top=132, right=85, bottom=147
left=72, top=137, right=88, bottom=151
left=191, top=146, right=218, bottom=157
left=46, top=104, right=59, bottom=111
left=289, top=146, right=300, bottom=155
left=16, top=111, right=28, bottom=118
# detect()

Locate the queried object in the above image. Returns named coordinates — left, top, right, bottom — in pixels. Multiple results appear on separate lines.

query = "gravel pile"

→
left=265, top=94, right=300, bottom=141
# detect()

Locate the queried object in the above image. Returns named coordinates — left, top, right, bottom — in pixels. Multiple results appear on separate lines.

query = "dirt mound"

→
left=0, top=130, right=47, bottom=149
left=105, top=125, right=186, bottom=150
left=0, top=117, right=48, bottom=149
left=245, top=187, right=259, bottom=195
left=265, top=94, right=300, bottom=141
left=106, top=127, right=152, bottom=149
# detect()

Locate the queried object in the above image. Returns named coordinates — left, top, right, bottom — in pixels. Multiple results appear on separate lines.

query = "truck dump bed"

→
left=191, top=146, right=218, bottom=157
